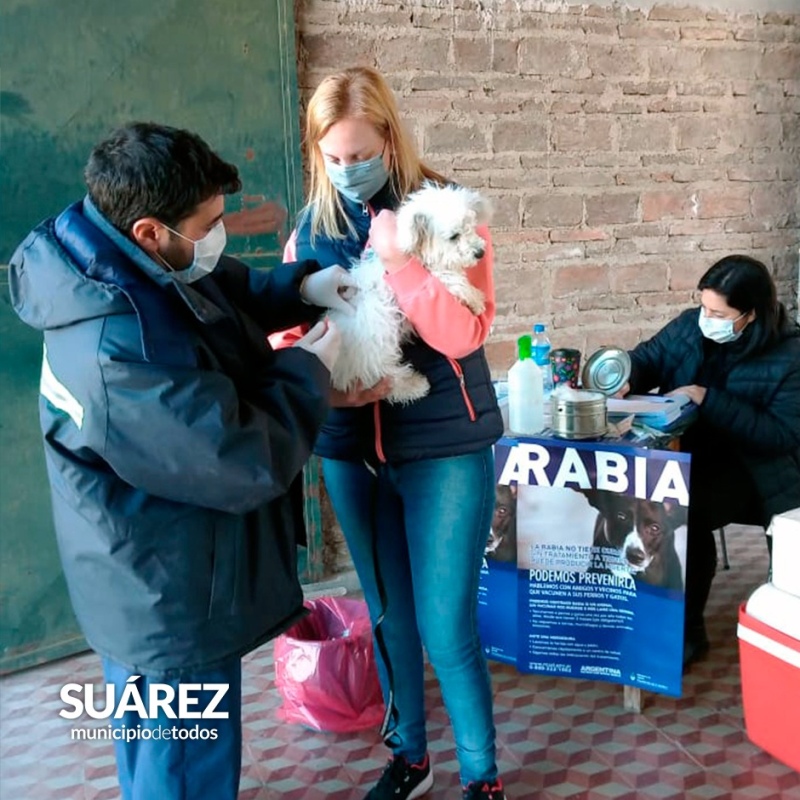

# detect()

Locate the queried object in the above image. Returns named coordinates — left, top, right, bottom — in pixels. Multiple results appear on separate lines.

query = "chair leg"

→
left=766, top=531, right=773, bottom=582
left=718, top=527, right=730, bottom=570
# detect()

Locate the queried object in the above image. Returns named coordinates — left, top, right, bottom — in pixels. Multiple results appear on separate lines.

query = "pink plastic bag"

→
left=273, top=596, right=385, bottom=732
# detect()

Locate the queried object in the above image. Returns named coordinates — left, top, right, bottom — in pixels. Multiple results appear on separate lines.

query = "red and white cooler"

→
left=738, top=581, right=800, bottom=773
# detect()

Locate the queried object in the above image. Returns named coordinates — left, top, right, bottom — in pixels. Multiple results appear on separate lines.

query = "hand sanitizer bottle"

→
left=508, top=334, right=544, bottom=436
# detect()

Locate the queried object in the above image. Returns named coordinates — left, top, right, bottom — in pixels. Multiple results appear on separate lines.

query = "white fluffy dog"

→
left=328, top=183, right=491, bottom=405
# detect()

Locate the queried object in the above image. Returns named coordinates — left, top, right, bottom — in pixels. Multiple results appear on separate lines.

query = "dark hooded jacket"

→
left=8, top=197, right=330, bottom=677
left=628, top=306, right=800, bottom=526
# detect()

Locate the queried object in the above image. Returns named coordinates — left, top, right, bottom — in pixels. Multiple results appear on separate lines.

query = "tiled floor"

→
left=2, top=525, right=798, bottom=800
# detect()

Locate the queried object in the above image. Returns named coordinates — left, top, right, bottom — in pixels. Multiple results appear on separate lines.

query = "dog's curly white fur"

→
left=328, top=183, right=491, bottom=405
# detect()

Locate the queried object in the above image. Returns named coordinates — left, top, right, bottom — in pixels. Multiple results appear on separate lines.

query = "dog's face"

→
left=624, top=500, right=687, bottom=571
left=598, top=496, right=637, bottom=550
left=395, top=183, right=491, bottom=274
left=580, top=489, right=637, bottom=550
left=580, top=489, right=686, bottom=580
left=486, top=483, right=517, bottom=561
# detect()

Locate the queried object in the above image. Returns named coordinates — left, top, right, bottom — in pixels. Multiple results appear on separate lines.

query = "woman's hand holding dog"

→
left=330, top=377, right=393, bottom=407
left=369, top=210, right=409, bottom=274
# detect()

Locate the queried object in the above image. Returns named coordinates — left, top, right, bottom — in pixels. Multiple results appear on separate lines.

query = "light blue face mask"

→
left=324, top=149, right=390, bottom=204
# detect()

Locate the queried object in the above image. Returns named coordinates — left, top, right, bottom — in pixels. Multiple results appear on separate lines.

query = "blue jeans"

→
left=102, top=657, right=242, bottom=800
left=322, top=448, right=498, bottom=785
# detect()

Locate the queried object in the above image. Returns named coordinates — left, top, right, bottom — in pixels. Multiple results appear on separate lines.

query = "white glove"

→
left=293, top=319, right=341, bottom=373
left=300, top=266, right=357, bottom=316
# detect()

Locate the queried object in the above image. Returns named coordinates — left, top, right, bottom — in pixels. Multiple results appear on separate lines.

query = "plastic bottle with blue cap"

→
left=531, top=323, right=554, bottom=399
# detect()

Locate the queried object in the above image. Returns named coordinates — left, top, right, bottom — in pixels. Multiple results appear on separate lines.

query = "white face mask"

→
left=159, top=220, right=227, bottom=283
left=698, top=308, right=746, bottom=344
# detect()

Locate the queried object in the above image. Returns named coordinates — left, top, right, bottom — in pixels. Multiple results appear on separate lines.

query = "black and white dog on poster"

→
left=580, top=489, right=686, bottom=590
left=629, top=499, right=686, bottom=591
left=581, top=488, right=637, bottom=573
left=485, top=484, right=517, bottom=564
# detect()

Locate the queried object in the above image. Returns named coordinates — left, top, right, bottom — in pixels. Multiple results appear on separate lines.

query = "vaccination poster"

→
left=478, top=436, right=690, bottom=697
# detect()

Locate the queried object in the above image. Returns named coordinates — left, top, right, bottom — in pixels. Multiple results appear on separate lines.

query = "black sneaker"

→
left=463, top=779, right=506, bottom=800
left=365, top=754, right=433, bottom=800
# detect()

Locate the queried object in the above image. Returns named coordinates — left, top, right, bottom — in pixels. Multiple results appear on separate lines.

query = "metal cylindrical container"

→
left=551, top=390, right=608, bottom=440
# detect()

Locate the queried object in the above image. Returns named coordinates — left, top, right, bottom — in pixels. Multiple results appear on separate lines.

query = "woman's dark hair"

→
left=84, top=122, right=242, bottom=232
left=698, top=254, right=788, bottom=351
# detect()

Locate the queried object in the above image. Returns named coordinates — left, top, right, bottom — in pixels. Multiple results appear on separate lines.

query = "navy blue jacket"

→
left=629, top=306, right=800, bottom=525
left=293, top=183, right=503, bottom=464
left=9, top=198, right=330, bottom=676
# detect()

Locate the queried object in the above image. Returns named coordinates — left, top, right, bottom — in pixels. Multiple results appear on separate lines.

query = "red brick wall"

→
left=295, top=0, right=799, bottom=374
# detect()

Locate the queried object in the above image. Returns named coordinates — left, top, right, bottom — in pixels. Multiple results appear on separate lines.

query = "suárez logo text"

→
left=59, top=677, right=229, bottom=720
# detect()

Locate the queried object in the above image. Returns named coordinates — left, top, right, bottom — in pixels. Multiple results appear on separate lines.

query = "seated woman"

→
left=620, top=254, right=800, bottom=666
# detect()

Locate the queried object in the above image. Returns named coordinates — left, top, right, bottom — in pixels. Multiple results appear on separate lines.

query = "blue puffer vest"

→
left=293, top=182, right=503, bottom=464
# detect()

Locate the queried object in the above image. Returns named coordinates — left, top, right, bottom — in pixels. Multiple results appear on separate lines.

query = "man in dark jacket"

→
left=8, top=122, right=353, bottom=800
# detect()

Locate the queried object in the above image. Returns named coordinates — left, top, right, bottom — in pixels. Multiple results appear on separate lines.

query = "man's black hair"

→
left=84, top=122, right=242, bottom=232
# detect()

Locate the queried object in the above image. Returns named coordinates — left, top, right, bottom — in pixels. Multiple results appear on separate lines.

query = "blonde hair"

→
left=304, top=66, right=447, bottom=241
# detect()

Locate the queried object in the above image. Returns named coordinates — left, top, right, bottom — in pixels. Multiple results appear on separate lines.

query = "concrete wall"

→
left=295, top=0, right=799, bottom=372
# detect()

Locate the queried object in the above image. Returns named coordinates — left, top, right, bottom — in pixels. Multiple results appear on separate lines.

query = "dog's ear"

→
left=470, top=191, right=492, bottom=226
left=395, top=206, right=431, bottom=256
left=496, top=482, right=517, bottom=501
left=575, top=487, right=603, bottom=511
left=662, top=500, right=688, bottom=529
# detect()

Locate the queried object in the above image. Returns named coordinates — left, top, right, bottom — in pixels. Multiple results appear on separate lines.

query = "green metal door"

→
left=0, top=275, right=86, bottom=672
left=0, top=0, right=320, bottom=675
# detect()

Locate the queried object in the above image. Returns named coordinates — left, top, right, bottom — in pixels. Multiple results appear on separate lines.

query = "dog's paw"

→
left=462, top=286, right=486, bottom=316
left=466, top=294, right=486, bottom=315
left=387, top=371, right=430, bottom=405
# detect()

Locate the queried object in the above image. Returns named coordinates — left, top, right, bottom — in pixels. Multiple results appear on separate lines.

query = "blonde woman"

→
left=284, top=67, right=506, bottom=800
